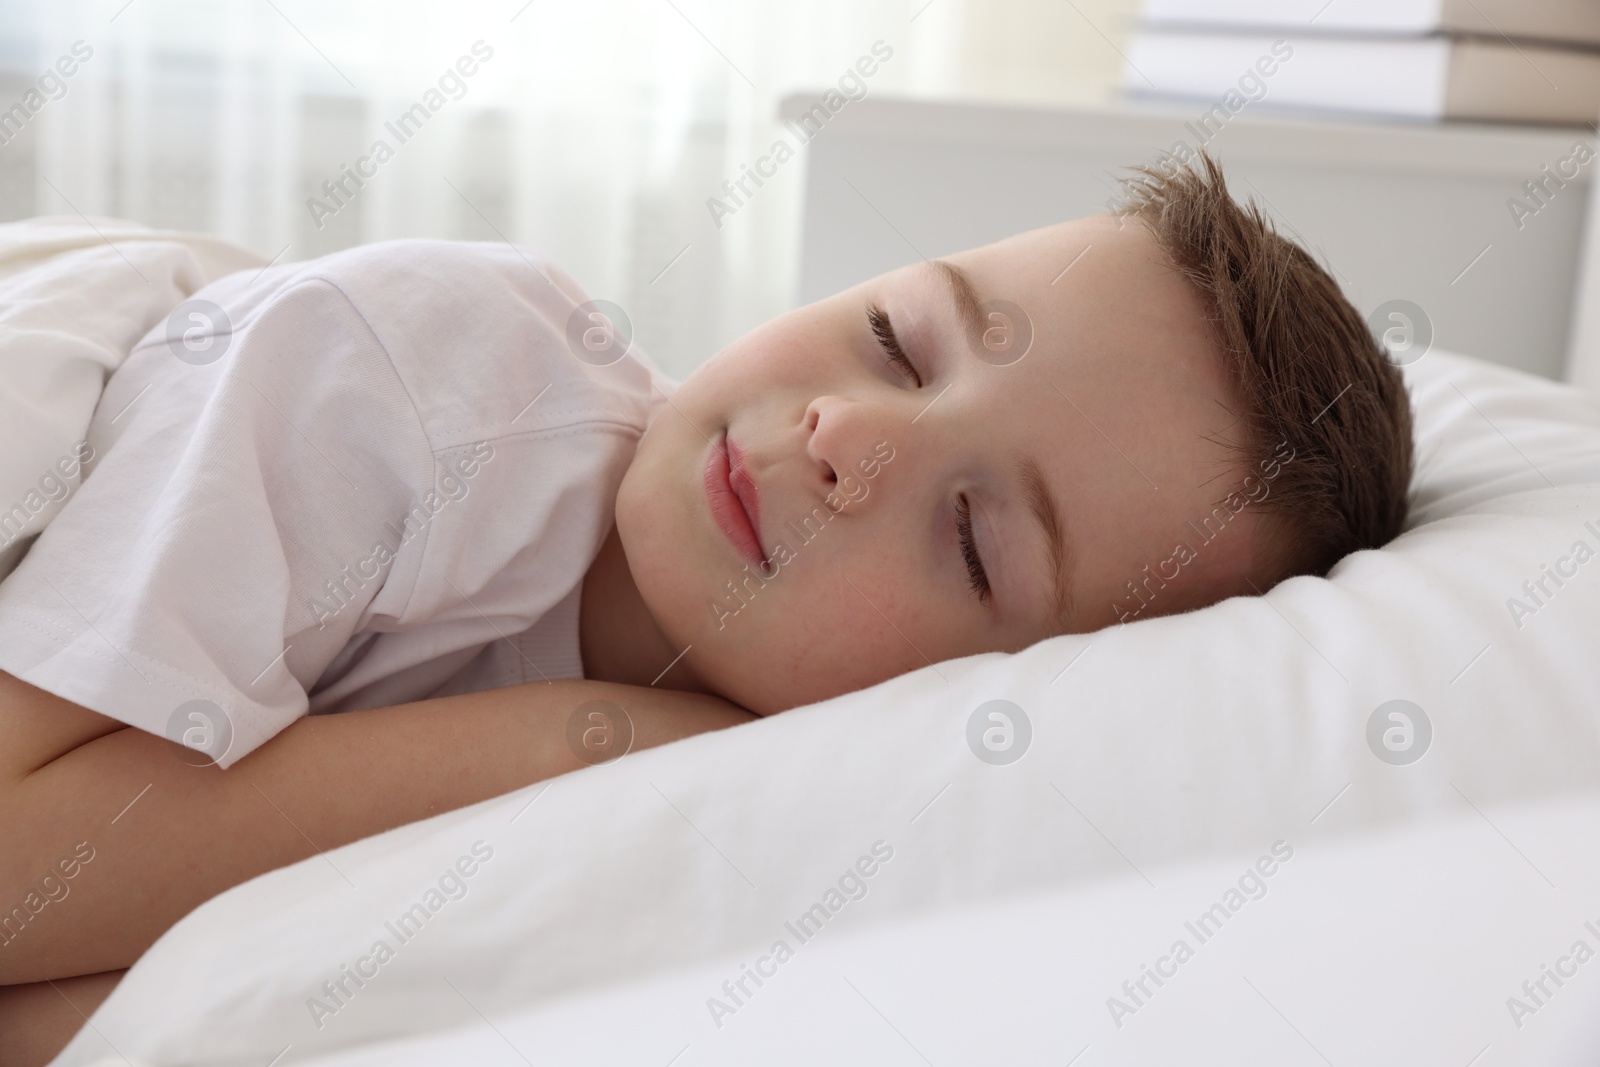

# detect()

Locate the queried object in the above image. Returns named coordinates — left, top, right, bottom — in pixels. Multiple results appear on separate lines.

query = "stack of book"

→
left=1124, top=0, right=1600, bottom=125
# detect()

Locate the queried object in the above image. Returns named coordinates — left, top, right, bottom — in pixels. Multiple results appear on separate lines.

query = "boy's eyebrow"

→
left=1017, top=453, right=1075, bottom=625
left=931, top=259, right=986, bottom=344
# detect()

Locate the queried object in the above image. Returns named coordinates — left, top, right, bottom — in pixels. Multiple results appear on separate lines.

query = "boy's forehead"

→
left=948, top=218, right=1233, bottom=400
left=866, top=216, right=1168, bottom=336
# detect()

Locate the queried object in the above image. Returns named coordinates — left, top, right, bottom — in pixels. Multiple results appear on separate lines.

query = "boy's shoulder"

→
left=212, top=240, right=668, bottom=451
left=286, top=238, right=586, bottom=326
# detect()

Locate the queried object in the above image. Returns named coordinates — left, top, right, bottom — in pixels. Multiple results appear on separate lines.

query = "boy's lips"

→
left=704, top=436, right=765, bottom=568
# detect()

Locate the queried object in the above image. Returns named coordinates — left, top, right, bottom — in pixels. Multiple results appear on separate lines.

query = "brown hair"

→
left=1112, top=149, right=1414, bottom=582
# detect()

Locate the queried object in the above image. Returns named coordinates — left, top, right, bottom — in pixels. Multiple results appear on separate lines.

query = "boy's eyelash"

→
left=865, top=304, right=922, bottom=387
left=955, top=494, right=991, bottom=602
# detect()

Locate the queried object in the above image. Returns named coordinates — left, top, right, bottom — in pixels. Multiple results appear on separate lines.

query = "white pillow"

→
left=56, top=350, right=1600, bottom=1066
left=246, top=797, right=1600, bottom=1066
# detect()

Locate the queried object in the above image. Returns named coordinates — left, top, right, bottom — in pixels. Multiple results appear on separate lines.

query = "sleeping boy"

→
left=0, top=153, right=1412, bottom=1060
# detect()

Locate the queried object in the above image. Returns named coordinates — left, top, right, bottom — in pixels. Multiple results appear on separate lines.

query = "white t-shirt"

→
left=0, top=239, right=669, bottom=767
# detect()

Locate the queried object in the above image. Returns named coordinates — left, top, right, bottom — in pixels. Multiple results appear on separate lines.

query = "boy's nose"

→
left=805, top=389, right=936, bottom=488
left=804, top=394, right=862, bottom=487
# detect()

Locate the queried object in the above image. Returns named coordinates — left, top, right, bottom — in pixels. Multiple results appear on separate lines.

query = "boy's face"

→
left=616, top=215, right=1270, bottom=714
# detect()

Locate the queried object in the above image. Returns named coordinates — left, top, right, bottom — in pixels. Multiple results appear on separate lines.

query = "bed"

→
left=7, top=218, right=1599, bottom=1066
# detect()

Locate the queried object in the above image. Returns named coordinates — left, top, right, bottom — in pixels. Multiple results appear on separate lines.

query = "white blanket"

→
left=0, top=217, right=264, bottom=578
left=47, top=339, right=1600, bottom=1067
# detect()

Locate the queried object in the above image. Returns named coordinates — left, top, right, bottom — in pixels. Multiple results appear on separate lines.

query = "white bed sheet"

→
left=44, top=337, right=1600, bottom=1066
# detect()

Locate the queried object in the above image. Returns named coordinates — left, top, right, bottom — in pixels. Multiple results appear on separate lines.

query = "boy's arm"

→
left=0, top=669, right=755, bottom=986
left=0, top=969, right=126, bottom=1067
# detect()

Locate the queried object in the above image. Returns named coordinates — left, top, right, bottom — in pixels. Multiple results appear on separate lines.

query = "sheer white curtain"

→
left=6, top=0, right=1135, bottom=378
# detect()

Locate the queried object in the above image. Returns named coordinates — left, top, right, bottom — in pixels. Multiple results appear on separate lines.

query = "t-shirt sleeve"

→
left=0, top=272, right=439, bottom=765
